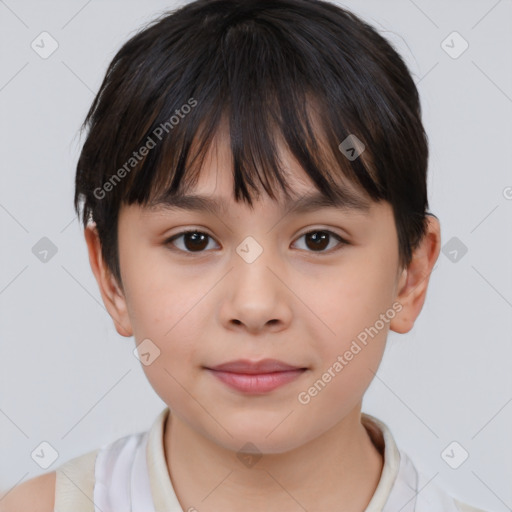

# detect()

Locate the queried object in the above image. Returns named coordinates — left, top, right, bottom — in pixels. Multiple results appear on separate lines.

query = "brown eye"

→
left=167, top=230, right=217, bottom=253
left=294, top=230, right=346, bottom=253
left=305, top=231, right=329, bottom=251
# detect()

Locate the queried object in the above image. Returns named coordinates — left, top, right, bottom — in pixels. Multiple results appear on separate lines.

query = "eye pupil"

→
left=306, top=231, right=329, bottom=251
left=184, top=232, right=208, bottom=251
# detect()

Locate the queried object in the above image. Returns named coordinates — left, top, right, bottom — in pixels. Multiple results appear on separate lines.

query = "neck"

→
left=164, top=405, right=384, bottom=512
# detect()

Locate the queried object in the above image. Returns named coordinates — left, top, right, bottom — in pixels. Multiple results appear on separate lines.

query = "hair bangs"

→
left=116, top=18, right=384, bottom=214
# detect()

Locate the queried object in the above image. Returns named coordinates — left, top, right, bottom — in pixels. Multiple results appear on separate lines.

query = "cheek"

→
left=122, top=251, right=225, bottom=372
left=306, top=251, right=397, bottom=387
left=297, top=275, right=392, bottom=417
left=122, top=247, right=209, bottom=341
left=320, top=252, right=396, bottom=335
left=122, top=256, right=212, bottom=407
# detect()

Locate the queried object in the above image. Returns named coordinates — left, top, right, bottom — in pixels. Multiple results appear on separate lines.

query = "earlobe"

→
left=84, top=225, right=133, bottom=338
left=390, top=215, right=441, bottom=334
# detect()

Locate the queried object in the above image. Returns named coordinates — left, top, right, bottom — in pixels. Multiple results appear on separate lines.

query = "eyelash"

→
left=164, top=228, right=348, bottom=255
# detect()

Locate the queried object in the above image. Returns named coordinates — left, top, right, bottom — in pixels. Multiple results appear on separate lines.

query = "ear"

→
left=390, top=214, right=441, bottom=334
left=84, top=224, right=133, bottom=337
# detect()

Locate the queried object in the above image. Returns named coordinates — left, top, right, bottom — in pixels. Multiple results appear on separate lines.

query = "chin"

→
left=205, top=419, right=307, bottom=456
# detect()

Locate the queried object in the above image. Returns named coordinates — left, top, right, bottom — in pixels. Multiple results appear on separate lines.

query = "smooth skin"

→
left=0, top=472, right=55, bottom=512
left=1, top=129, right=440, bottom=511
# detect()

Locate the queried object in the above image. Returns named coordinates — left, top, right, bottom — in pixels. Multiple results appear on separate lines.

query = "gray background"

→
left=0, top=0, right=511, bottom=510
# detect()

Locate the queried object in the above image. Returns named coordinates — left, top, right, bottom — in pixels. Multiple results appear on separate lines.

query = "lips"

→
left=206, top=358, right=305, bottom=374
left=205, top=359, right=308, bottom=394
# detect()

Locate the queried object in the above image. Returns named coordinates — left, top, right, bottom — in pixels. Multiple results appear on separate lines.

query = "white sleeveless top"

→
left=53, top=407, right=488, bottom=512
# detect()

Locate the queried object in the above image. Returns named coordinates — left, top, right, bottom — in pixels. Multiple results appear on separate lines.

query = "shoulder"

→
left=0, top=448, right=100, bottom=512
left=0, top=471, right=56, bottom=512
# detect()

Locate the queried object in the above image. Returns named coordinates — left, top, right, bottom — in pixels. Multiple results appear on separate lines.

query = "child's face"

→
left=94, top=129, right=414, bottom=454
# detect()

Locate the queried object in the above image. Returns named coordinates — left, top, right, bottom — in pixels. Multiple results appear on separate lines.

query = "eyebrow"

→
left=149, top=188, right=371, bottom=216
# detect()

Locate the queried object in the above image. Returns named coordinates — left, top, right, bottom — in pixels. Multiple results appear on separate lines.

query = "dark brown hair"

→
left=75, top=0, right=431, bottom=284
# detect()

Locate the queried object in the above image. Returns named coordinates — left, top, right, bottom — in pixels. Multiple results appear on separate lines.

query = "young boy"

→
left=0, top=0, right=492, bottom=511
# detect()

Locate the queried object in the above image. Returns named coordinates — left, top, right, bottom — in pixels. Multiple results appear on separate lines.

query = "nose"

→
left=219, top=242, right=293, bottom=335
